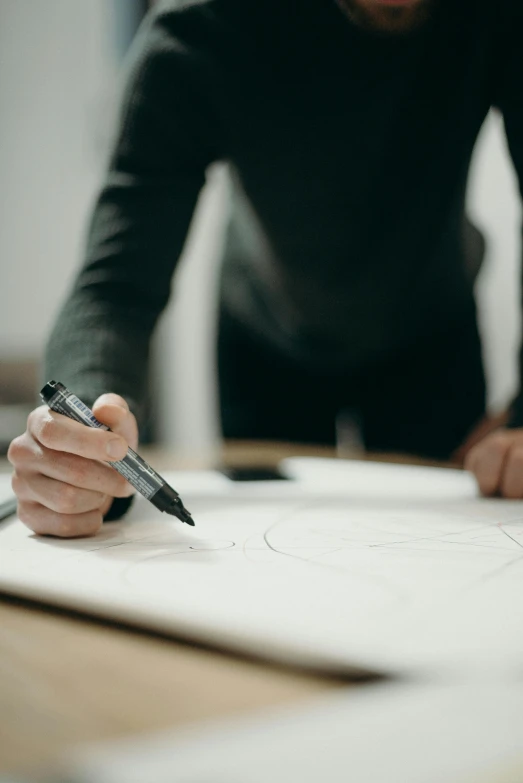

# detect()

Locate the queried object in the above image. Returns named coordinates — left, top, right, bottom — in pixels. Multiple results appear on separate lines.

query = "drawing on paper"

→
left=257, top=501, right=523, bottom=598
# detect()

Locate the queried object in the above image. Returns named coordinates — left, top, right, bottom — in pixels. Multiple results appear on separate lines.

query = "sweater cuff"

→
left=103, top=494, right=136, bottom=522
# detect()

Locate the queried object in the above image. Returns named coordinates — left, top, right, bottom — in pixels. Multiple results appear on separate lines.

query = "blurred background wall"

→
left=0, top=0, right=145, bottom=358
left=0, top=1, right=521, bottom=455
left=0, top=0, right=150, bottom=451
left=468, top=113, right=522, bottom=415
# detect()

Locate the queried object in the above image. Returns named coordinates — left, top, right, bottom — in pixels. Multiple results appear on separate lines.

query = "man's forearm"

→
left=44, top=290, right=157, bottom=429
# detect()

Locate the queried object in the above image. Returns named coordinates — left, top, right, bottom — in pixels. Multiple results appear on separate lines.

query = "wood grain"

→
left=0, top=597, right=344, bottom=777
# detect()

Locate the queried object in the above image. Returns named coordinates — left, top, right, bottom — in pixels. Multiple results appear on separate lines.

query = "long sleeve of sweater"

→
left=44, top=6, right=224, bottom=426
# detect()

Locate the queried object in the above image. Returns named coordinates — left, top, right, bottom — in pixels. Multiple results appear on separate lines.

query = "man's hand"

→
left=465, top=428, right=523, bottom=499
left=7, top=394, right=138, bottom=538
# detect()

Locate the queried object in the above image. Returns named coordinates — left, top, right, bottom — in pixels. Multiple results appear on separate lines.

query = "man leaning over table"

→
left=8, top=0, right=523, bottom=537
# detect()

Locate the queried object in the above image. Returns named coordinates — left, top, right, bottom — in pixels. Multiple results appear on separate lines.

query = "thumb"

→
left=92, top=393, right=139, bottom=451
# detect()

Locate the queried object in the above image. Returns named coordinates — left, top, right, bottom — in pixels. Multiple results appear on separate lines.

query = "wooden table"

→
left=0, top=442, right=363, bottom=778
left=2, top=443, right=522, bottom=783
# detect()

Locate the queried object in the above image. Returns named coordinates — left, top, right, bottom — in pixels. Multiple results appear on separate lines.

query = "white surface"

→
left=69, top=682, right=523, bottom=783
left=0, top=460, right=523, bottom=676
left=155, top=163, right=229, bottom=457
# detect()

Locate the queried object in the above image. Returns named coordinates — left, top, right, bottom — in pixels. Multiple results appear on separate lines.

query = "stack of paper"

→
left=0, top=460, right=522, bottom=676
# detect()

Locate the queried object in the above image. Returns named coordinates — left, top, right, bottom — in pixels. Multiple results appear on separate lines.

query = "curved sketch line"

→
left=496, top=522, right=523, bottom=550
left=262, top=503, right=410, bottom=600
left=262, top=501, right=523, bottom=602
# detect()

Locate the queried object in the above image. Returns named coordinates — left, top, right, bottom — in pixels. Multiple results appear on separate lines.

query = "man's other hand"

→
left=465, top=428, right=523, bottom=499
left=7, top=394, right=138, bottom=538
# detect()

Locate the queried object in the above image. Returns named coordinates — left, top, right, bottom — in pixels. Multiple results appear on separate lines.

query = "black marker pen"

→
left=40, top=381, right=194, bottom=526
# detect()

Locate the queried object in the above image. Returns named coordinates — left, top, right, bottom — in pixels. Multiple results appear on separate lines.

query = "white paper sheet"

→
left=0, top=461, right=522, bottom=676
left=68, top=682, right=523, bottom=783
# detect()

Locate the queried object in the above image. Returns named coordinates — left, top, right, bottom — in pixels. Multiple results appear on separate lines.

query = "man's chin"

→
left=336, top=0, right=432, bottom=35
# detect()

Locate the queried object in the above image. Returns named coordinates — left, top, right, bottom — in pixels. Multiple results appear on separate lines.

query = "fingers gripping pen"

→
left=40, top=381, right=194, bottom=526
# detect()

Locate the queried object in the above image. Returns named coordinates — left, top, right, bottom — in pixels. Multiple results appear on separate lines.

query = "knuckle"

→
left=16, top=502, right=30, bottom=525
left=7, top=435, right=33, bottom=466
left=470, top=461, right=497, bottom=495
left=487, top=433, right=509, bottom=456
left=57, top=513, right=100, bottom=538
left=27, top=407, right=43, bottom=433
left=56, top=517, right=76, bottom=538
left=27, top=406, right=48, bottom=438
left=17, top=501, right=41, bottom=532
left=64, top=456, right=89, bottom=486
left=85, top=514, right=104, bottom=537
left=10, top=471, right=24, bottom=497
left=472, top=465, right=486, bottom=485
left=467, top=453, right=484, bottom=479
left=510, top=447, right=523, bottom=466
left=478, top=476, right=496, bottom=496
left=100, top=495, right=114, bottom=516
left=56, top=485, right=80, bottom=515
left=7, top=436, right=23, bottom=465
left=36, top=415, right=57, bottom=448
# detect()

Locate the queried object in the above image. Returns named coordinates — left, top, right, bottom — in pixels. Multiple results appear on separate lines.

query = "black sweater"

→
left=45, top=0, right=523, bottom=427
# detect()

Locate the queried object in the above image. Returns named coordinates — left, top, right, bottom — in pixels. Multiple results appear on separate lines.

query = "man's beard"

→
left=336, top=0, right=433, bottom=35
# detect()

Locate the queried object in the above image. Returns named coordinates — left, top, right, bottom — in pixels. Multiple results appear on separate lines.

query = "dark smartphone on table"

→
left=219, top=466, right=289, bottom=482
